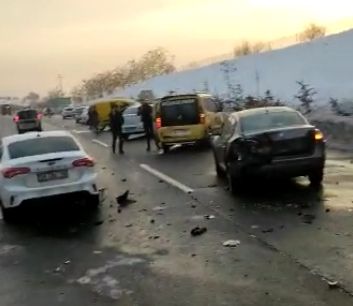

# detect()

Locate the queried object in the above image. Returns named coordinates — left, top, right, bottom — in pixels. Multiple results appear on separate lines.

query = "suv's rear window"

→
left=241, top=111, right=306, bottom=134
left=161, top=98, right=199, bottom=126
left=17, top=110, right=37, bottom=119
left=8, top=136, right=80, bottom=159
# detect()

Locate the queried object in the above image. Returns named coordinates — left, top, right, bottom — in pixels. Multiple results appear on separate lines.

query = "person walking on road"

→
left=138, top=100, right=159, bottom=151
left=109, top=105, right=125, bottom=154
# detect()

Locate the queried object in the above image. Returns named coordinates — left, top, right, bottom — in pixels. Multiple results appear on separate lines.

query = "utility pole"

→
left=57, top=74, right=63, bottom=93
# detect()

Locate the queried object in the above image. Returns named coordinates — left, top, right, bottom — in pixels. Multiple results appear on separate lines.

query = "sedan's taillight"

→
left=2, top=167, right=31, bottom=179
left=72, top=157, right=95, bottom=168
left=200, top=113, right=206, bottom=124
left=13, top=115, right=20, bottom=122
left=37, top=113, right=43, bottom=120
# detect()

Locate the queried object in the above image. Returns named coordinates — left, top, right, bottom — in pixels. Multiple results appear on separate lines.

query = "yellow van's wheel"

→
left=162, top=144, right=170, bottom=154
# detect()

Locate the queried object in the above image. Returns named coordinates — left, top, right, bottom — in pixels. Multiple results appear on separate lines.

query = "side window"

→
left=203, top=98, right=217, bottom=112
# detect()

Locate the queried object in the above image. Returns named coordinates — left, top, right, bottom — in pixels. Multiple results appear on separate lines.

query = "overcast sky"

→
left=1, top=0, right=353, bottom=97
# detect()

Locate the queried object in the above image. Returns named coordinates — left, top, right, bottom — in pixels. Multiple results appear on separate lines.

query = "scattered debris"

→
left=150, top=219, right=155, bottom=224
left=158, top=179, right=164, bottom=183
left=204, top=215, right=216, bottom=220
left=251, top=225, right=259, bottom=229
left=223, top=240, right=241, bottom=247
left=325, top=208, right=331, bottom=213
left=161, top=202, right=166, bottom=205
left=167, top=223, right=172, bottom=226
left=262, top=228, right=274, bottom=234
left=117, top=208, right=122, bottom=214
left=139, top=208, right=148, bottom=212
left=302, top=214, right=316, bottom=224
left=101, top=167, right=106, bottom=170
left=125, top=224, right=133, bottom=228
left=327, top=280, right=339, bottom=289
left=250, top=235, right=257, bottom=238
left=121, top=178, right=127, bottom=182
left=207, top=183, right=217, bottom=188
left=116, top=190, right=130, bottom=206
left=279, top=225, right=285, bottom=229
left=191, top=205, right=197, bottom=209
left=191, top=254, right=197, bottom=257
left=64, top=260, right=71, bottom=265
left=109, top=219, right=116, bottom=223
left=93, top=250, right=102, bottom=255
left=153, top=206, right=167, bottom=211
left=336, top=181, right=339, bottom=185
left=111, top=172, right=115, bottom=176
left=153, top=235, right=160, bottom=240
left=54, top=266, right=62, bottom=273
left=297, top=212, right=303, bottom=216
left=349, top=208, right=353, bottom=213
left=229, top=208, right=235, bottom=212
left=94, top=220, right=104, bottom=226
left=190, top=226, right=207, bottom=237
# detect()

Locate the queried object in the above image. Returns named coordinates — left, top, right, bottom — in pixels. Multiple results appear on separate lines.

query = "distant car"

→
left=62, top=106, right=75, bottom=119
left=212, top=107, right=326, bottom=193
left=121, top=104, right=145, bottom=138
left=76, top=106, right=89, bottom=124
left=0, top=131, right=99, bottom=222
left=74, top=106, right=88, bottom=123
left=13, top=109, right=42, bottom=134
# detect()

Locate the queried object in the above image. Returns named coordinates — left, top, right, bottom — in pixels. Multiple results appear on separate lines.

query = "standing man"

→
left=138, top=100, right=159, bottom=151
left=109, top=105, right=125, bottom=154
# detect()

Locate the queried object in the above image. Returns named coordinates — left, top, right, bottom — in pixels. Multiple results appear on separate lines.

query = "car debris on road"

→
left=223, top=240, right=241, bottom=247
left=190, top=226, right=207, bottom=236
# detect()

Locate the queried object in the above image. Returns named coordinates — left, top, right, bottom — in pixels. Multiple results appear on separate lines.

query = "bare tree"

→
left=299, top=23, right=326, bottom=42
left=295, top=81, right=317, bottom=114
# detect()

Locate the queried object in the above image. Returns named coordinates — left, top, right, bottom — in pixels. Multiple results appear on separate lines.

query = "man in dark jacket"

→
left=138, top=101, right=159, bottom=151
left=109, top=105, right=124, bottom=154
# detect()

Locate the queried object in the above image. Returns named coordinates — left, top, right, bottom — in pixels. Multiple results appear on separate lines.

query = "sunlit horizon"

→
left=1, top=0, right=353, bottom=97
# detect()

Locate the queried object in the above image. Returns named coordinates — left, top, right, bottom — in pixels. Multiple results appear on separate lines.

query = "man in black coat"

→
left=109, top=105, right=124, bottom=154
left=138, top=101, right=159, bottom=151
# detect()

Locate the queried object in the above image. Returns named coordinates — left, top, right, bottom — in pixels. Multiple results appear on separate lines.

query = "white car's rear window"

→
left=8, top=136, right=80, bottom=159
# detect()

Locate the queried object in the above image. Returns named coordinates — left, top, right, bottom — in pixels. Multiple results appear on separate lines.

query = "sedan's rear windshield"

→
left=241, top=111, right=306, bottom=134
left=8, top=136, right=80, bottom=159
left=17, top=110, right=37, bottom=119
left=161, top=98, right=199, bottom=126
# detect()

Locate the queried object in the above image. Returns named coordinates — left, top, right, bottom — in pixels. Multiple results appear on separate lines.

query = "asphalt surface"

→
left=1, top=114, right=353, bottom=306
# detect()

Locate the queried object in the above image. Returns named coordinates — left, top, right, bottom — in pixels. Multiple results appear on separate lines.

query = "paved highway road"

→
left=1, top=114, right=353, bottom=306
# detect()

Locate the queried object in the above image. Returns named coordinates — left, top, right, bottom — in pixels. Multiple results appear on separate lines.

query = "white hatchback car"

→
left=0, top=131, right=99, bottom=221
left=121, top=104, right=145, bottom=138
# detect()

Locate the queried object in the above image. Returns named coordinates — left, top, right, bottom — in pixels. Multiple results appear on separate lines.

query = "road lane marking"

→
left=92, top=139, right=109, bottom=148
left=73, top=130, right=91, bottom=134
left=140, top=164, right=194, bottom=194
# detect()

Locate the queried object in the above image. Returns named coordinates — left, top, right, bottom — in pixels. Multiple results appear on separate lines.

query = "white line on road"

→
left=140, top=163, right=194, bottom=194
left=73, top=129, right=91, bottom=134
left=92, top=139, right=109, bottom=148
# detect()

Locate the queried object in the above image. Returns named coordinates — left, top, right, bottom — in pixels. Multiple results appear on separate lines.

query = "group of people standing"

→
left=109, top=101, right=158, bottom=154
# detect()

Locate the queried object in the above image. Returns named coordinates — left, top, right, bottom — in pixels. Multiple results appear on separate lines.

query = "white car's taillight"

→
left=72, top=157, right=95, bottom=168
left=2, top=167, right=31, bottom=179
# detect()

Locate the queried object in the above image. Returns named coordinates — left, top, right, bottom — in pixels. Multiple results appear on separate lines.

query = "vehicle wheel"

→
left=37, top=125, right=42, bottom=132
left=123, top=134, right=130, bottom=141
left=162, top=144, right=170, bottom=154
left=309, top=168, right=324, bottom=187
left=17, top=129, right=23, bottom=134
left=1, top=205, right=17, bottom=223
left=87, top=194, right=100, bottom=210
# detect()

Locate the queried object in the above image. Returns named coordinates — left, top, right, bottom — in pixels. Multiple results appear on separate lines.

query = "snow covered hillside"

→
left=118, top=29, right=353, bottom=105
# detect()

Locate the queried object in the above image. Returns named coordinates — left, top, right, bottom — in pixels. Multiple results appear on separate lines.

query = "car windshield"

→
left=241, top=111, right=306, bottom=134
left=124, top=107, right=138, bottom=115
left=8, top=136, right=80, bottom=159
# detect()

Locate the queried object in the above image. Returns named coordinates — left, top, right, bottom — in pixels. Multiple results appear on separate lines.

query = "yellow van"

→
left=153, top=94, right=223, bottom=153
left=89, top=98, right=135, bottom=129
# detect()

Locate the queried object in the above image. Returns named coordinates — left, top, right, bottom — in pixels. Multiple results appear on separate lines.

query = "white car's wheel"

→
left=1, top=204, right=17, bottom=223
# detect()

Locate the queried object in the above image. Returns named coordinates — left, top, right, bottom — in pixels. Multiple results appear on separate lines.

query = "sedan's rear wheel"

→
left=87, top=194, right=100, bottom=210
left=214, top=154, right=225, bottom=178
left=227, top=171, right=240, bottom=195
left=1, top=205, right=17, bottom=223
left=309, top=168, right=324, bottom=187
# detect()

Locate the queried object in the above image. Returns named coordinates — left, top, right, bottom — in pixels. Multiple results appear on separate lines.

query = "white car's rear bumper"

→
left=0, top=174, right=98, bottom=208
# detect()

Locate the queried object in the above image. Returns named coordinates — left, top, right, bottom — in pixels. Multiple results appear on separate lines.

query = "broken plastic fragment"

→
left=223, top=240, right=241, bottom=247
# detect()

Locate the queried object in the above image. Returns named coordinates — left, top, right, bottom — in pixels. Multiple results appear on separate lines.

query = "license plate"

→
left=20, top=123, right=36, bottom=129
left=37, top=170, right=68, bottom=182
left=173, top=130, right=190, bottom=136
